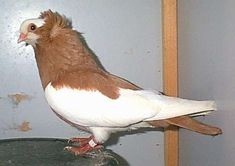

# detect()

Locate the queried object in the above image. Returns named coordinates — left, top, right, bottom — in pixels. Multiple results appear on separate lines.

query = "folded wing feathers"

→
left=136, top=90, right=217, bottom=121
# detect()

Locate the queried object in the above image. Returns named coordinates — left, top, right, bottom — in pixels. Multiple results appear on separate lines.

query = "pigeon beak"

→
left=17, top=33, right=27, bottom=43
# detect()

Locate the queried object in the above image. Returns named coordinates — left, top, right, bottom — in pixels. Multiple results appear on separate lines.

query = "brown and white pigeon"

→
left=18, top=10, right=221, bottom=155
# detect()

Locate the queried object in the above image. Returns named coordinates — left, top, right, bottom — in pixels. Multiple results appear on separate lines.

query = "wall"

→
left=0, top=1, right=163, bottom=165
left=178, top=1, right=235, bottom=166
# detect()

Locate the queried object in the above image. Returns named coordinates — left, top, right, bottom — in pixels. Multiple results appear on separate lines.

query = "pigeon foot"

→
left=68, top=136, right=93, bottom=146
left=64, top=144, right=103, bottom=155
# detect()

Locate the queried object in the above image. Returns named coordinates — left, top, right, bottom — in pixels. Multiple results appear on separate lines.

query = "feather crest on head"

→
left=39, top=10, right=72, bottom=38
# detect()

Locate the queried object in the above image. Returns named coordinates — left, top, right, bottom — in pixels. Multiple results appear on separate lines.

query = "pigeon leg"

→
left=65, top=144, right=103, bottom=155
left=68, top=136, right=93, bottom=146
left=65, top=138, right=103, bottom=155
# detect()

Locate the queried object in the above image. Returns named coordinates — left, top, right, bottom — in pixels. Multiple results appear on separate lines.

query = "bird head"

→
left=18, top=18, right=45, bottom=46
left=18, top=10, right=72, bottom=47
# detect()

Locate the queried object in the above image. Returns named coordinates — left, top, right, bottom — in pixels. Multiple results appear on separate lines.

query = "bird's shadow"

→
left=104, top=128, right=164, bottom=146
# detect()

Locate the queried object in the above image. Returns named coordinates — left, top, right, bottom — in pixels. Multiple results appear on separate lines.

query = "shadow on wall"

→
left=105, top=128, right=163, bottom=146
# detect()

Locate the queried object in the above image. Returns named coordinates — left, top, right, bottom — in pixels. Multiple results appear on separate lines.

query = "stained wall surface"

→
left=0, top=1, right=163, bottom=165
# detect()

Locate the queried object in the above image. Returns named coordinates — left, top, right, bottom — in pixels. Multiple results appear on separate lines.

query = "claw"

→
left=64, top=146, right=72, bottom=151
left=64, top=146, right=81, bottom=156
left=64, top=144, right=103, bottom=155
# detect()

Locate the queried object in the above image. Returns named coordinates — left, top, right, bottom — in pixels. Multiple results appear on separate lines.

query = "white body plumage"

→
left=45, top=82, right=216, bottom=143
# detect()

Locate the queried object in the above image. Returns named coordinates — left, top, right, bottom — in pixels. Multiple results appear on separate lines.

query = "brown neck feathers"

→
left=34, top=28, right=99, bottom=89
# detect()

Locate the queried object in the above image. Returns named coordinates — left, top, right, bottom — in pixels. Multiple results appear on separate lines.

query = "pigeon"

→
left=18, top=10, right=222, bottom=155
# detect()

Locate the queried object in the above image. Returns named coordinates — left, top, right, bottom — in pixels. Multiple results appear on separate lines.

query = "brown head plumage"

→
left=37, top=10, right=72, bottom=40
left=40, top=10, right=72, bottom=29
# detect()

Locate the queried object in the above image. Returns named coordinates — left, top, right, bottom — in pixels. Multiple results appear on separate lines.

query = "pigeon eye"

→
left=30, top=24, right=36, bottom=31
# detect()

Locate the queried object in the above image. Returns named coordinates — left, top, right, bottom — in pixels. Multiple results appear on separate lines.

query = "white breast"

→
left=44, top=83, right=158, bottom=128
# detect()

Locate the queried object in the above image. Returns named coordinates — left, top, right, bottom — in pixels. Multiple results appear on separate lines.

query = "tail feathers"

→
left=156, top=99, right=217, bottom=120
left=189, top=111, right=212, bottom=117
left=152, top=97, right=217, bottom=120
left=137, top=90, right=217, bottom=120
left=148, top=116, right=222, bottom=136
left=165, top=116, right=222, bottom=136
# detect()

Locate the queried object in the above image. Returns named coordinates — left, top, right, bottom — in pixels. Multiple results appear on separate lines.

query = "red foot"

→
left=68, top=136, right=93, bottom=146
left=64, top=144, right=103, bottom=155
left=65, top=136, right=103, bottom=155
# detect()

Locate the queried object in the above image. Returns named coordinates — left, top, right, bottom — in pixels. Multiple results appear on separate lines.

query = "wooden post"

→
left=162, top=0, right=179, bottom=166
